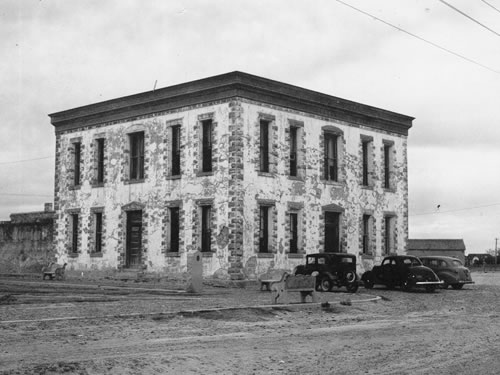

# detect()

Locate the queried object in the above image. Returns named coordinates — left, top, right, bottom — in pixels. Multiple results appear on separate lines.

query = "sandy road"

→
left=0, top=274, right=499, bottom=374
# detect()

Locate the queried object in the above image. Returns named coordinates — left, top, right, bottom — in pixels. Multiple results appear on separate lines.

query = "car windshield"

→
left=451, top=259, right=463, bottom=267
left=306, top=257, right=315, bottom=265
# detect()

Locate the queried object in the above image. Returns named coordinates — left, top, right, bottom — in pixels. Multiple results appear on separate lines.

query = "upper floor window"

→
left=171, top=125, right=181, bottom=176
left=202, top=120, right=213, bottom=173
left=96, top=138, right=105, bottom=184
left=129, top=132, right=144, bottom=180
left=260, top=120, right=270, bottom=173
left=73, top=142, right=81, bottom=186
left=383, top=141, right=394, bottom=189
left=290, top=126, right=298, bottom=177
left=324, top=133, right=338, bottom=181
left=361, top=136, right=373, bottom=186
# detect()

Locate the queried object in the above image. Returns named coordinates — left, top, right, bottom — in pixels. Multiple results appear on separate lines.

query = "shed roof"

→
left=408, top=239, right=466, bottom=251
left=49, top=71, right=414, bottom=135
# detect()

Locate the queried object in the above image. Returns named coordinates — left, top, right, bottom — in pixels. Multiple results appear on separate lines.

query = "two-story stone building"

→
left=49, top=72, right=413, bottom=280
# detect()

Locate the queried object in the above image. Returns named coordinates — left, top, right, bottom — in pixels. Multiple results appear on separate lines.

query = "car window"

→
left=382, top=258, right=392, bottom=266
left=451, top=260, right=463, bottom=267
left=306, top=257, right=315, bottom=265
left=318, top=257, right=326, bottom=265
left=411, top=258, right=422, bottom=266
left=341, top=257, right=353, bottom=263
left=439, top=260, right=448, bottom=267
left=430, top=259, right=439, bottom=267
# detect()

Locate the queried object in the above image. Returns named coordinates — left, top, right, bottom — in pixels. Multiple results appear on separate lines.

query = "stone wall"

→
left=0, top=205, right=55, bottom=273
left=52, top=98, right=409, bottom=278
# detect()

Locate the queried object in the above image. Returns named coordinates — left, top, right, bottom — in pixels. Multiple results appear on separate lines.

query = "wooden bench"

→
left=270, top=273, right=317, bottom=304
left=258, top=269, right=287, bottom=291
left=42, top=262, right=67, bottom=281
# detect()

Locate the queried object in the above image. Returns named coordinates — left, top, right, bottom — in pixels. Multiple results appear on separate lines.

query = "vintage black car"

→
left=362, top=255, right=442, bottom=292
left=294, top=252, right=358, bottom=293
left=419, top=256, right=474, bottom=289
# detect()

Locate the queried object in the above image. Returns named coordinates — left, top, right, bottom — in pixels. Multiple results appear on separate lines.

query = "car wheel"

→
left=346, top=282, right=359, bottom=293
left=451, top=284, right=464, bottom=290
left=345, top=271, right=356, bottom=283
left=425, top=285, right=436, bottom=293
left=318, top=277, right=333, bottom=292
left=363, top=272, right=374, bottom=289
left=441, top=281, right=449, bottom=289
left=402, top=278, right=414, bottom=292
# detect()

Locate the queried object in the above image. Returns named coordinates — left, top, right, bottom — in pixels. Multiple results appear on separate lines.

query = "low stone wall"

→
left=0, top=208, right=55, bottom=273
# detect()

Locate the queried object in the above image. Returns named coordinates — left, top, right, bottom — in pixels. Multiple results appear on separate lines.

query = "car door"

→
left=380, top=258, right=395, bottom=284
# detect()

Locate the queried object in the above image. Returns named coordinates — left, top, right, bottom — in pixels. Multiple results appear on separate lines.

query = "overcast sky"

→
left=1, top=0, right=499, bottom=253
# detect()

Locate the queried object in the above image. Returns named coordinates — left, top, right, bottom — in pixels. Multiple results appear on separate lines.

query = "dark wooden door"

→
left=126, top=210, right=142, bottom=268
left=324, top=212, right=340, bottom=252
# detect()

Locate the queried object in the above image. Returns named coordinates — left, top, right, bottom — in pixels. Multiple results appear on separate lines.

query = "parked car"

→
left=419, top=256, right=474, bottom=290
left=294, top=252, right=359, bottom=293
left=362, top=255, right=443, bottom=292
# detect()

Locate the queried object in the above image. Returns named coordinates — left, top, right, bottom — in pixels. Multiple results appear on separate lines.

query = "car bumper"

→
left=415, top=280, right=444, bottom=286
left=458, top=280, right=475, bottom=285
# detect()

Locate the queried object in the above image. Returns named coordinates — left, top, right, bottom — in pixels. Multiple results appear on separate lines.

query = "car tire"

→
left=363, top=272, right=374, bottom=289
left=451, top=284, right=464, bottom=290
left=319, top=277, right=333, bottom=292
left=441, top=281, right=449, bottom=289
left=346, top=282, right=359, bottom=293
left=345, top=271, right=356, bottom=283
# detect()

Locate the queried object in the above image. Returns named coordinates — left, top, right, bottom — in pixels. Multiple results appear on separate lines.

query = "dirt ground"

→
left=0, top=271, right=499, bottom=375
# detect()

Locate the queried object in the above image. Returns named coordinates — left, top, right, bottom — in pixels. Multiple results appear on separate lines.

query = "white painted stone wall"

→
left=54, top=98, right=408, bottom=278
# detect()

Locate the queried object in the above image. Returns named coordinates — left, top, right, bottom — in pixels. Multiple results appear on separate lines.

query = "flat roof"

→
left=49, top=71, right=414, bottom=135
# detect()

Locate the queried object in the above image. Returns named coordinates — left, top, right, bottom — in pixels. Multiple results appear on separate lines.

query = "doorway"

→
left=126, top=210, right=142, bottom=268
left=324, top=211, right=340, bottom=252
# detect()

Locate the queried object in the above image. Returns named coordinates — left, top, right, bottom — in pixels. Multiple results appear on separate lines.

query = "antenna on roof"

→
left=153, top=80, right=158, bottom=91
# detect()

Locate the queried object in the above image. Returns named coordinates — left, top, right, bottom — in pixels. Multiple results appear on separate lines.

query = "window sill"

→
left=258, top=172, right=275, bottom=178
left=92, top=183, right=104, bottom=188
left=384, top=187, right=396, bottom=193
left=257, top=252, right=275, bottom=258
left=287, top=253, right=304, bottom=259
left=360, top=253, right=374, bottom=260
left=69, top=185, right=81, bottom=191
left=197, top=171, right=214, bottom=177
left=166, top=252, right=180, bottom=257
left=68, top=252, right=79, bottom=258
left=125, top=179, right=145, bottom=185
left=166, top=175, right=181, bottom=180
left=288, top=176, right=304, bottom=182
left=361, top=185, right=373, bottom=190
left=201, top=252, right=214, bottom=257
left=90, top=252, right=103, bottom=258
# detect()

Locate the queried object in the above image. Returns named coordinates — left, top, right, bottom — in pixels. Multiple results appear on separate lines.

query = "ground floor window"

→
left=201, top=205, right=212, bottom=253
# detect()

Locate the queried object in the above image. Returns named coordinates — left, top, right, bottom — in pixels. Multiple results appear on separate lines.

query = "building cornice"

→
left=49, top=71, right=414, bottom=135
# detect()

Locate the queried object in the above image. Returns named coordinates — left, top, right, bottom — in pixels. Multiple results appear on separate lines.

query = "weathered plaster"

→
left=53, top=95, right=409, bottom=279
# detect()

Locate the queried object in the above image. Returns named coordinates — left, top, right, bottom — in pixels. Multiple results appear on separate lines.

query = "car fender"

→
left=438, top=271, right=459, bottom=284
